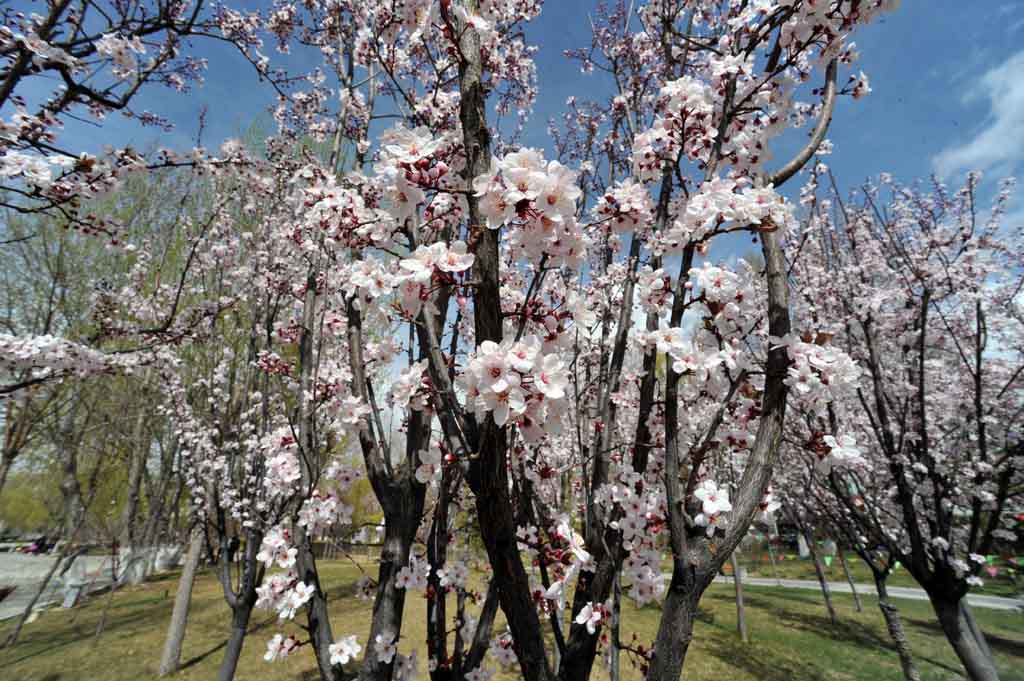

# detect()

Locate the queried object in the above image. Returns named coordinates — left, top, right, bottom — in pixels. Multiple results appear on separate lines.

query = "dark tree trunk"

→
left=873, top=572, right=920, bottom=681
left=644, top=567, right=709, bottom=681
left=295, top=530, right=337, bottom=681
left=217, top=601, right=254, bottom=681
left=357, top=520, right=415, bottom=681
left=930, top=594, right=1000, bottom=681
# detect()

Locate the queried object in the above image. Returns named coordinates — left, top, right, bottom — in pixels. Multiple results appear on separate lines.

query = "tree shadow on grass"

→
left=178, top=613, right=280, bottom=670
left=725, top=592, right=898, bottom=654
left=903, top=616, right=1024, bottom=657
left=701, top=635, right=830, bottom=681
left=0, top=606, right=164, bottom=666
left=728, top=593, right=968, bottom=676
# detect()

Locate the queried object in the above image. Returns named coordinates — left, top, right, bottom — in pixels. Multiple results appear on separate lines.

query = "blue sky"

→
left=22, top=1, right=1024, bottom=219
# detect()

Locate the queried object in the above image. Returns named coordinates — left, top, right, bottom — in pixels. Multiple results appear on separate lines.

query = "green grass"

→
left=0, top=560, right=1021, bottom=680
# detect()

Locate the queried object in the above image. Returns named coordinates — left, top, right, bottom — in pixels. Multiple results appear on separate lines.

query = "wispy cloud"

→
left=933, top=50, right=1024, bottom=178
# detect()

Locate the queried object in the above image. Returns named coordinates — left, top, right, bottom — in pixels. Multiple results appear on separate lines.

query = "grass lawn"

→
left=0, top=560, right=1021, bottom=681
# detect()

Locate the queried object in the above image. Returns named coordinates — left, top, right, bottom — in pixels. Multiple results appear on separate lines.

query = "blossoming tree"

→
left=784, top=166, right=1023, bottom=681
left=2, top=2, right=904, bottom=681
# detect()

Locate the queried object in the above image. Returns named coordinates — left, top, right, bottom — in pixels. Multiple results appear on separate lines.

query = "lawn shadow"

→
left=179, top=613, right=280, bottom=670
left=0, top=606, right=165, bottom=666
left=702, top=635, right=829, bottom=681
left=903, top=616, right=1024, bottom=657
left=737, top=593, right=893, bottom=652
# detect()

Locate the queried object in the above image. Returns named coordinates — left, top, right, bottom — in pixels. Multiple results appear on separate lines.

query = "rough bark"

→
left=930, top=594, right=1001, bottom=681
left=215, top=525, right=263, bottom=681
left=453, top=2, right=553, bottom=679
left=873, top=572, right=921, bottom=681
left=217, top=601, right=255, bottom=681
left=356, top=517, right=417, bottom=681
left=159, top=529, right=205, bottom=675
left=645, top=569, right=708, bottom=681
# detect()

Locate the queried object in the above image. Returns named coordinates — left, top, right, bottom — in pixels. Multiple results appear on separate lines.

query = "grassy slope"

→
left=0, top=560, right=1020, bottom=681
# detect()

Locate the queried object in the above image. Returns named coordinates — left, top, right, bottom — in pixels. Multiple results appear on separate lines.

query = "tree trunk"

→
left=119, top=404, right=149, bottom=549
left=801, top=526, right=837, bottom=626
left=0, top=394, right=34, bottom=503
left=0, top=452, right=15, bottom=503
left=218, top=601, right=254, bottom=681
left=609, top=574, right=621, bottom=681
left=766, top=541, right=782, bottom=587
left=930, top=594, right=1001, bottom=681
left=873, top=572, right=920, bottom=681
left=159, top=530, right=204, bottom=675
left=837, top=550, right=862, bottom=612
left=644, top=568, right=708, bottom=681
left=961, top=600, right=996, bottom=665
left=730, top=551, right=749, bottom=643
left=357, top=520, right=415, bottom=681
left=295, top=530, right=337, bottom=681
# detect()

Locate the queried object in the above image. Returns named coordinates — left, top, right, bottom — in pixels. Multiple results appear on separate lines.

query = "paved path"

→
left=0, top=554, right=113, bottom=621
left=714, top=575, right=1024, bottom=612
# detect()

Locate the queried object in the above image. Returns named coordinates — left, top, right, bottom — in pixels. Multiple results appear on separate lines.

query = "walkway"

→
left=714, top=575, right=1024, bottom=612
left=0, top=554, right=113, bottom=621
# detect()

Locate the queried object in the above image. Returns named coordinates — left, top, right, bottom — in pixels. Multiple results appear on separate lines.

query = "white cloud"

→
left=933, top=50, right=1024, bottom=178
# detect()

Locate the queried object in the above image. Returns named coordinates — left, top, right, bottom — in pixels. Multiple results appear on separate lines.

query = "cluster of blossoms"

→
left=0, top=333, right=123, bottom=382
left=437, top=559, right=470, bottom=590
left=817, top=434, right=862, bottom=474
left=396, top=240, right=475, bottom=317
left=655, top=177, right=793, bottom=254
left=395, top=555, right=432, bottom=590
left=693, top=480, right=733, bottom=536
left=328, top=635, right=362, bottom=666
left=632, top=75, right=717, bottom=180
left=636, top=266, right=671, bottom=312
left=623, top=547, right=666, bottom=605
left=774, top=333, right=862, bottom=416
left=488, top=632, right=518, bottom=667
left=391, top=361, right=432, bottom=412
left=263, top=434, right=302, bottom=499
left=592, top=179, right=655, bottom=235
left=574, top=599, right=613, bottom=635
left=633, top=326, right=738, bottom=382
left=297, top=492, right=354, bottom=535
left=459, top=336, right=570, bottom=441
left=375, top=125, right=461, bottom=221
left=257, top=526, right=298, bottom=569
left=593, top=470, right=667, bottom=605
left=598, top=470, right=661, bottom=552
left=94, top=33, right=147, bottom=80
left=415, top=441, right=445, bottom=484
left=256, top=571, right=315, bottom=620
left=474, top=148, right=588, bottom=267
left=265, top=633, right=301, bottom=661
